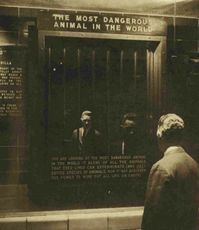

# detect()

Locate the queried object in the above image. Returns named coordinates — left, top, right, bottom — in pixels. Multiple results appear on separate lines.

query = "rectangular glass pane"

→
left=31, top=36, right=160, bottom=209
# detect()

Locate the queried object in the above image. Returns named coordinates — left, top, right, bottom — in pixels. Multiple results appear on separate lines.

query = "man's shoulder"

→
left=72, top=128, right=78, bottom=134
left=72, top=128, right=81, bottom=137
left=151, top=158, right=171, bottom=177
left=165, top=146, right=197, bottom=165
left=148, top=160, right=171, bottom=184
left=153, top=147, right=199, bottom=178
left=152, top=160, right=166, bottom=171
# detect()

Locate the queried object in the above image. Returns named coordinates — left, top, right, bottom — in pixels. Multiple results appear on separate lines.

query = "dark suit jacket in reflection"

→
left=142, top=146, right=199, bottom=230
left=72, top=127, right=103, bottom=155
left=110, top=133, right=146, bottom=155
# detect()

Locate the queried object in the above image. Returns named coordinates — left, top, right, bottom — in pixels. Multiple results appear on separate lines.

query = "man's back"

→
left=142, top=146, right=199, bottom=230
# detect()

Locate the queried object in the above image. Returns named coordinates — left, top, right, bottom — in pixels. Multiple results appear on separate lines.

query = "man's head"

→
left=81, top=110, right=92, bottom=129
left=120, top=113, right=137, bottom=139
left=157, top=113, right=185, bottom=150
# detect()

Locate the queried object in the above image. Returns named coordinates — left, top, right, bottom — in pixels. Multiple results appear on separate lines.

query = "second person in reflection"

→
left=111, top=113, right=141, bottom=155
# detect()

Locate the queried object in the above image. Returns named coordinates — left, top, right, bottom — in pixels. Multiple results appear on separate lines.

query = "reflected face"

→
left=122, top=119, right=136, bottom=137
left=81, top=115, right=92, bottom=129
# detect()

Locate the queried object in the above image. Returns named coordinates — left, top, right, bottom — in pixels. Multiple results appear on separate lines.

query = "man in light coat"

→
left=142, top=113, right=199, bottom=230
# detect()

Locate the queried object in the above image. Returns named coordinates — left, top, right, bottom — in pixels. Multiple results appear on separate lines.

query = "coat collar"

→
left=164, top=146, right=185, bottom=157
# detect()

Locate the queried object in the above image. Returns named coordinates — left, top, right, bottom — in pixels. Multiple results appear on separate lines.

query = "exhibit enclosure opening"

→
left=26, top=35, right=164, bottom=208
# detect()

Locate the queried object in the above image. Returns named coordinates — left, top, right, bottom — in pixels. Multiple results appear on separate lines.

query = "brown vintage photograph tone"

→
left=0, top=0, right=198, bottom=229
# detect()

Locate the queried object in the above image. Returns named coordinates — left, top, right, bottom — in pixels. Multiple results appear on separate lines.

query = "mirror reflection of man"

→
left=111, top=113, right=140, bottom=155
left=120, top=113, right=138, bottom=155
left=72, top=110, right=102, bottom=155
